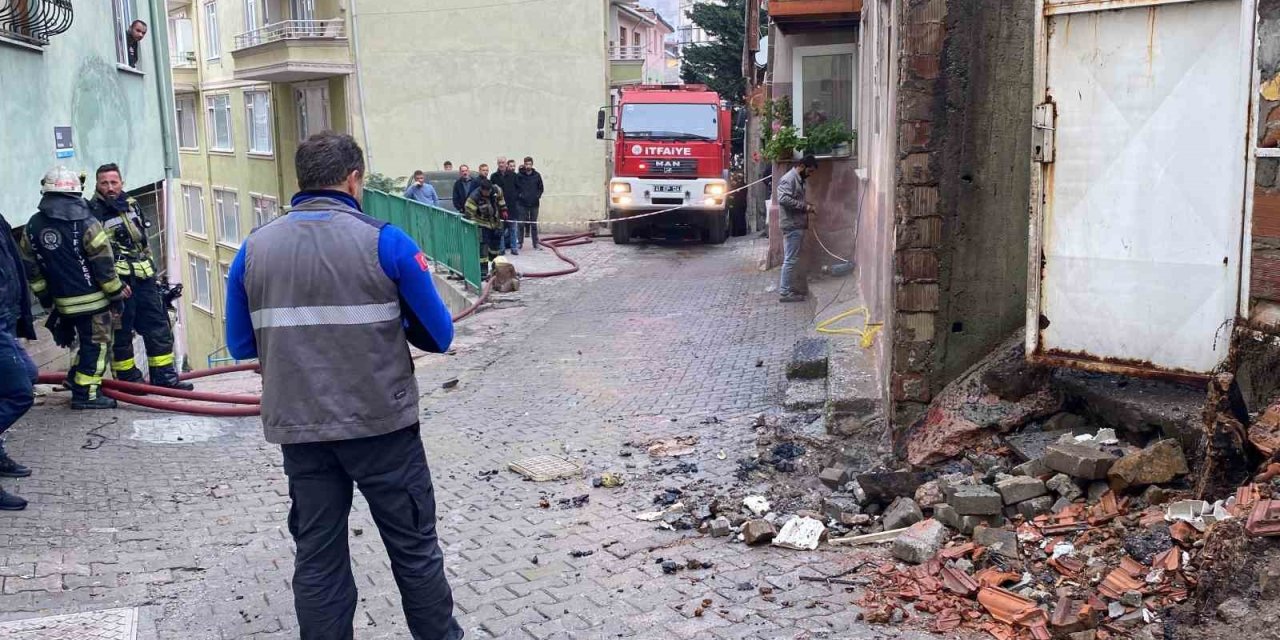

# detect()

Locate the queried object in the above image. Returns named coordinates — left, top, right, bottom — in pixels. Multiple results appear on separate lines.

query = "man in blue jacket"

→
left=0, top=214, right=36, bottom=511
left=404, top=170, right=439, bottom=208
left=224, top=132, right=463, bottom=640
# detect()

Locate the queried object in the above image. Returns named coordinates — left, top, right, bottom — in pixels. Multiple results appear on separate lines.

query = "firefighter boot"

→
left=150, top=365, right=194, bottom=391
left=114, top=367, right=146, bottom=384
left=70, top=383, right=117, bottom=410
left=0, top=440, right=30, bottom=478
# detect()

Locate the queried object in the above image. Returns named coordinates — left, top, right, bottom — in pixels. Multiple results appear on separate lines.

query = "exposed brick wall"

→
left=1253, top=0, right=1280, bottom=322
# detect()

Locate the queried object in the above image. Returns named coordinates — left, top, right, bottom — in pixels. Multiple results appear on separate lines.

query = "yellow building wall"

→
left=351, top=0, right=610, bottom=228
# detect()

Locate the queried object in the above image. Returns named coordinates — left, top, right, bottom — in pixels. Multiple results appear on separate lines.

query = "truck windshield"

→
left=620, top=103, right=718, bottom=141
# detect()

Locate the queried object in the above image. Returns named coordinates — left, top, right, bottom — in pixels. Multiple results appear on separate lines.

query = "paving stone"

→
left=787, top=338, right=830, bottom=379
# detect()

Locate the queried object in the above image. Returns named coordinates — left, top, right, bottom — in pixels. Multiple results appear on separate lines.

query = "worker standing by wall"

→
left=223, top=133, right=463, bottom=639
left=88, top=164, right=192, bottom=390
left=19, top=167, right=129, bottom=410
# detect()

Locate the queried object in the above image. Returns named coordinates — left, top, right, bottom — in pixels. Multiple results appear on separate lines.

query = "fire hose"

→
left=35, top=233, right=598, bottom=417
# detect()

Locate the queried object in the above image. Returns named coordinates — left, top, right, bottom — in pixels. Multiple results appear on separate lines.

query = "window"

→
left=295, top=84, right=330, bottom=140
left=204, top=1, right=220, bottom=60
left=633, top=31, right=640, bottom=47
left=619, top=27, right=626, bottom=47
left=112, top=0, right=137, bottom=65
left=291, top=0, right=315, bottom=21
left=244, top=0, right=261, bottom=32
left=176, top=95, right=198, bottom=149
left=189, top=254, right=212, bottom=311
left=169, top=16, right=195, bottom=65
left=183, top=184, right=206, bottom=235
left=135, top=193, right=167, bottom=280
left=245, top=90, right=273, bottom=154
left=205, top=93, right=232, bottom=151
left=791, top=44, right=857, bottom=138
left=214, top=188, right=241, bottom=246
left=619, top=103, right=718, bottom=141
left=252, top=194, right=278, bottom=228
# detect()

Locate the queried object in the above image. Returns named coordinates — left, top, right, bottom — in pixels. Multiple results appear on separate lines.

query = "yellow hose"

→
left=816, top=306, right=884, bottom=348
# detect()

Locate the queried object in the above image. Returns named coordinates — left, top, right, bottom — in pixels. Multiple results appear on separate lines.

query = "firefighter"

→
left=20, top=167, right=129, bottom=410
left=462, top=177, right=508, bottom=278
left=88, top=164, right=192, bottom=391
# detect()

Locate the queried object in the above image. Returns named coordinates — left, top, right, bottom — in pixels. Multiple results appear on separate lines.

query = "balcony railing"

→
left=1, top=0, right=74, bottom=46
left=610, top=45, right=644, bottom=61
left=233, top=18, right=345, bottom=51
left=170, top=50, right=197, bottom=67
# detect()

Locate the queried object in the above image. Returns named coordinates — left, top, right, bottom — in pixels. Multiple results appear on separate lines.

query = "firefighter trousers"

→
left=112, top=276, right=176, bottom=373
left=281, top=424, right=463, bottom=640
left=71, top=312, right=114, bottom=400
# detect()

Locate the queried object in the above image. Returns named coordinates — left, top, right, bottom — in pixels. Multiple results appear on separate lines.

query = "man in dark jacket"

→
left=450, top=165, right=476, bottom=212
left=514, top=156, right=544, bottom=249
left=776, top=155, right=818, bottom=302
left=20, top=166, right=129, bottom=409
left=464, top=178, right=509, bottom=278
left=89, top=163, right=192, bottom=391
left=0, top=214, right=37, bottom=510
left=224, top=133, right=461, bottom=639
left=489, top=158, right=521, bottom=255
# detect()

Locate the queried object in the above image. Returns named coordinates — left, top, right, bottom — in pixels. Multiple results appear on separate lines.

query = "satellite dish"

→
left=754, top=36, right=768, bottom=67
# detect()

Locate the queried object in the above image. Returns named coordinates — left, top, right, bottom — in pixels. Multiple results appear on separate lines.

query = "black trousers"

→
left=520, top=204, right=540, bottom=246
left=112, top=276, right=175, bottom=372
left=281, top=424, right=463, bottom=640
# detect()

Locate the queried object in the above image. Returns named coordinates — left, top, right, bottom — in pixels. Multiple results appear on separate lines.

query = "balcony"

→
left=170, top=51, right=198, bottom=92
left=768, top=0, right=860, bottom=28
left=609, top=45, right=645, bottom=86
left=230, top=19, right=352, bottom=82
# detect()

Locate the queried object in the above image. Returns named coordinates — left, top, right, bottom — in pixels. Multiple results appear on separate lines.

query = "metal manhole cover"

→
left=0, top=607, right=138, bottom=639
left=509, top=454, right=582, bottom=481
left=129, top=416, right=229, bottom=444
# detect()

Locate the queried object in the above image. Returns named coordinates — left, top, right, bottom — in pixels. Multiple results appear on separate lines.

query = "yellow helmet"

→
left=40, top=166, right=82, bottom=194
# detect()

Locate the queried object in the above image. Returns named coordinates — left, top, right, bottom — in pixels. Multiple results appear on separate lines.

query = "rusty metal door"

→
left=1027, top=0, right=1256, bottom=379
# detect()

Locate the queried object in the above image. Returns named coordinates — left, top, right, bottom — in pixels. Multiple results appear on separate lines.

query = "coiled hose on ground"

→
left=37, top=232, right=597, bottom=417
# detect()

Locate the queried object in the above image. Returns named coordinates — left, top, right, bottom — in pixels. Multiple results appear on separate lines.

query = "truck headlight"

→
left=704, top=183, right=726, bottom=196
left=611, top=182, right=631, bottom=194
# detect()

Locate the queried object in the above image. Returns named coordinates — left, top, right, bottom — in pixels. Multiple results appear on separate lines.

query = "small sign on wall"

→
left=54, top=126, right=74, bottom=159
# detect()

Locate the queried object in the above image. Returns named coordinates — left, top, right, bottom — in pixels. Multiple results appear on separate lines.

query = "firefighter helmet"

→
left=40, top=166, right=82, bottom=194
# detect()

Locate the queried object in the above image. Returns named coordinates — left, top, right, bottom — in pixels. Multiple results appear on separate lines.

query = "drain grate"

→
left=509, top=454, right=583, bottom=482
left=0, top=607, right=138, bottom=640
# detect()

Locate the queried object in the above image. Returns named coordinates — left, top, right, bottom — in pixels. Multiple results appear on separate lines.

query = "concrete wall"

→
left=1252, top=0, right=1280, bottom=325
left=0, top=0, right=170, bottom=226
left=888, top=0, right=1033, bottom=426
left=352, top=0, right=610, bottom=229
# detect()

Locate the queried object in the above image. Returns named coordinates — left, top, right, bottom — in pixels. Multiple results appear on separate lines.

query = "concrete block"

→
left=1012, top=458, right=1050, bottom=478
left=995, top=476, right=1048, bottom=505
left=973, top=526, right=1020, bottom=559
left=822, top=494, right=862, bottom=523
left=856, top=471, right=935, bottom=505
left=742, top=520, right=776, bottom=545
left=945, top=484, right=1003, bottom=515
left=818, top=466, right=852, bottom=489
left=934, top=503, right=1004, bottom=535
left=891, top=519, right=949, bottom=565
left=1043, top=442, right=1118, bottom=480
left=787, top=338, right=830, bottom=380
left=882, top=497, right=924, bottom=530
left=1015, top=496, right=1055, bottom=520
left=1046, top=473, right=1083, bottom=501
left=709, top=517, right=731, bottom=537
left=783, top=378, right=826, bottom=411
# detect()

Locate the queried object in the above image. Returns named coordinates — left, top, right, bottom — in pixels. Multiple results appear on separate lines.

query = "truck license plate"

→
left=653, top=184, right=683, bottom=193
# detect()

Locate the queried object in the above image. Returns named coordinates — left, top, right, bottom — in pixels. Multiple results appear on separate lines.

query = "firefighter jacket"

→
left=20, top=193, right=127, bottom=317
left=463, top=186, right=508, bottom=230
left=89, top=194, right=156, bottom=280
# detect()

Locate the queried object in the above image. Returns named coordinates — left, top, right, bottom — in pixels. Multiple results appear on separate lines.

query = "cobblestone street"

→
left=0, top=236, right=914, bottom=640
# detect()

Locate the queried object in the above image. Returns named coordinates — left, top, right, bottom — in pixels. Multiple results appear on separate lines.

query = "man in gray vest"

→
left=224, top=132, right=463, bottom=640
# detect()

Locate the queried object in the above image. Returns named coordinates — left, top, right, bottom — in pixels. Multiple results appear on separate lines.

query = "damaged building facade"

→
left=767, top=0, right=1280, bottom=439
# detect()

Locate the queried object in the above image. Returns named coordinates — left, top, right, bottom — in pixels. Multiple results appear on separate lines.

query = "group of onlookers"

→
left=404, top=157, right=544, bottom=278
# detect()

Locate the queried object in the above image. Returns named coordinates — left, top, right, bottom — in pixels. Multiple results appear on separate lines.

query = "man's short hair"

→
left=96, top=163, right=122, bottom=178
left=477, top=178, right=492, bottom=192
left=523, top=156, right=534, bottom=163
left=296, top=132, right=365, bottom=190
left=799, top=154, right=819, bottom=169
left=130, top=19, right=147, bottom=28
left=412, top=169, right=425, bottom=179
left=459, top=164, right=469, bottom=171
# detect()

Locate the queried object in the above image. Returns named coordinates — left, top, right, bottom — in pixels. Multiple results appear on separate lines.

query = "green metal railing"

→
left=364, top=189, right=482, bottom=291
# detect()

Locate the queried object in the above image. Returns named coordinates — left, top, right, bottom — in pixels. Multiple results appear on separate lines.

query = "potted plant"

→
left=798, top=121, right=856, bottom=158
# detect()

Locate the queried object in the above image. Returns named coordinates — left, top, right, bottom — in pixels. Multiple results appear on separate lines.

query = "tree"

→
left=680, top=0, right=767, bottom=109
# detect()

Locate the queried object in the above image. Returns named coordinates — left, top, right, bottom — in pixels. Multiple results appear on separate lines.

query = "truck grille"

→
left=644, top=159, right=699, bottom=176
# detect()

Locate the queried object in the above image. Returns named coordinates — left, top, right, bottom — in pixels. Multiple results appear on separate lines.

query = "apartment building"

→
left=166, top=0, right=353, bottom=366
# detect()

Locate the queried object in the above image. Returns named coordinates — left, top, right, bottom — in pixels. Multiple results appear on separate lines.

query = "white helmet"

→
left=40, top=166, right=82, bottom=194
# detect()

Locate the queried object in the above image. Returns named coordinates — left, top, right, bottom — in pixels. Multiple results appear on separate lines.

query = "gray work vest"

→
left=243, top=196, right=418, bottom=444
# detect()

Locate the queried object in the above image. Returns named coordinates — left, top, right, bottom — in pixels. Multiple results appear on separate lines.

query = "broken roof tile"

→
left=1246, top=499, right=1280, bottom=537
left=1098, top=568, right=1144, bottom=600
left=1170, top=520, right=1201, bottom=545
left=940, top=564, right=979, bottom=596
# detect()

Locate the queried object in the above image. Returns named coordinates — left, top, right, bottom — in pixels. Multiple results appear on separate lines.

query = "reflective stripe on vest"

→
left=116, top=259, right=155, bottom=277
left=250, top=301, right=400, bottom=330
left=54, top=291, right=109, bottom=315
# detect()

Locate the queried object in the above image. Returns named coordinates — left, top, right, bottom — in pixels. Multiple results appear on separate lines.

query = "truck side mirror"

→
left=596, top=108, right=606, bottom=139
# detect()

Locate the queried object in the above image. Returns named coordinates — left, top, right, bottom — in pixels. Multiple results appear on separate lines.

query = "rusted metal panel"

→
left=1045, top=0, right=1198, bottom=16
left=1027, top=0, right=1255, bottom=377
left=769, top=0, right=862, bottom=19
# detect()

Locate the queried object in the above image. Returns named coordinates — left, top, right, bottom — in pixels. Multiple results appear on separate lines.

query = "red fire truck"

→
left=598, top=84, right=732, bottom=244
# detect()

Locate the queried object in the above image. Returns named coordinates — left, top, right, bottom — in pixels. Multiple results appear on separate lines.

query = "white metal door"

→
left=1027, top=0, right=1255, bottom=378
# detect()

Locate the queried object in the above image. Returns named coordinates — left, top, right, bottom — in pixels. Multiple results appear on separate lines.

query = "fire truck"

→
left=598, top=84, right=732, bottom=244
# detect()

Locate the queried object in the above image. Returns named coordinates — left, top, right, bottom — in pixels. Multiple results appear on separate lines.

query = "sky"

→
left=649, top=0, right=681, bottom=28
